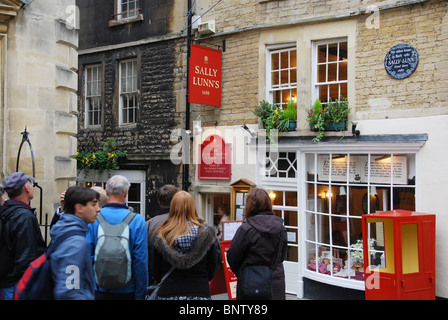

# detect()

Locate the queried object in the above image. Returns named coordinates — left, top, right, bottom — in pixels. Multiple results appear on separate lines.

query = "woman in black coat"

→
left=227, top=188, right=288, bottom=300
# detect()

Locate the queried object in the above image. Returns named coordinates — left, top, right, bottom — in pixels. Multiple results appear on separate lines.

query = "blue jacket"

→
left=86, top=203, right=148, bottom=300
left=49, top=213, right=95, bottom=300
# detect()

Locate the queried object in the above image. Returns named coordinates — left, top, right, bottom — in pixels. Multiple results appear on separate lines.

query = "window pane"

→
left=339, top=61, right=348, bottom=81
left=271, top=52, right=279, bottom=70
left=281, top=51, right=289, bottom=69
left=318, top=64, right=326, bottom=83
left=285, top=210, right=298, bottom=226
left=272, top=71, right=279, bottom=86
left=306, top=212, right=316, bottom=241
left=328, top=43, right=339, bottom=62
left=290, top=50, right=297, bottom=68
left=318, top=44, right=326, bottom=63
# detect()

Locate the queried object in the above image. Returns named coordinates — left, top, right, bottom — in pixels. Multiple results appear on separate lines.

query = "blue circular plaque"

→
left=384, top=43, right=419, bottom=79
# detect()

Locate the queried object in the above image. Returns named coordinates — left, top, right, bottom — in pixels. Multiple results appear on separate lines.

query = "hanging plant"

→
left=76, top=138, right=127, bottom=176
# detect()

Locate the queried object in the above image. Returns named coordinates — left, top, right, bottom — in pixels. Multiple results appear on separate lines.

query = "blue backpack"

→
left=14, top=230, right=82, bottom=300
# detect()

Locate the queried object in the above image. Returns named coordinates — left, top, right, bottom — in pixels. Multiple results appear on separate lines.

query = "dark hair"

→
left=157, top=184, right=179, bottom=208
left=63, top=186, right=99, bottom=214
left=244, top=188, right=273, bottom=219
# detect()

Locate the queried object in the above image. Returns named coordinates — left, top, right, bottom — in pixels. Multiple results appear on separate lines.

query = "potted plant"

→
left=327, top=97, right=350, bottom=131
left=253, top=100, right=290, bottom=140
left=279, top=100, right=297, bottom=131
left=306, top=98, right=350, bottom=142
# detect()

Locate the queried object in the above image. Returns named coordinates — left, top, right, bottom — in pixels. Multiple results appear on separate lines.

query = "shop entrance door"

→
left=205, top=193, right=231, bottom=239
left=270, top=189, right=300, bottom=295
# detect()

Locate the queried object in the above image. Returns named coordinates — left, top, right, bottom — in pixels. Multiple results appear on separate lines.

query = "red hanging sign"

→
left=189, top=44, right=222, bottom=107
left=198, top=134, right=231, bottom=180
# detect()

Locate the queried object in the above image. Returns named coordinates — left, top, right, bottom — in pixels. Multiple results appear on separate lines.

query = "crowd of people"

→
left=0, top=171, right=287, bottom=300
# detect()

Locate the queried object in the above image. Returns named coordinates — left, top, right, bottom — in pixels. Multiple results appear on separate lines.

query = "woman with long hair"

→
left=149, top=191, right=219, bottom=300
left=227, top=188, right=288, bottom=300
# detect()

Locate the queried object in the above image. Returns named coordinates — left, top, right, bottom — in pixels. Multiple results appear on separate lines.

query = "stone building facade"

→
left=76, top=0, right=447, bottom=298
left=77, top=1, right=187, bottom=218
left=190, top=0, right=448, bottom=299
left=0, top=0, right=78, bottom=241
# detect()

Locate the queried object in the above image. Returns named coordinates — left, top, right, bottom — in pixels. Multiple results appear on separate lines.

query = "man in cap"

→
left=0, top=172, right=46, bottom=300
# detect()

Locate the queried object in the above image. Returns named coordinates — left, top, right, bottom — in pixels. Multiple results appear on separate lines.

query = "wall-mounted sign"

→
left=198, top=134, right=231, bottom=180
left=384, top=43, right=419, bottom=79
left=189, top=44, right=222, bottom=106
left=317, top=155, right=407, bottom=184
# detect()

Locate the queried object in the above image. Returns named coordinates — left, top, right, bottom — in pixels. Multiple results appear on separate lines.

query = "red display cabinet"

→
left=362, top=210, right=436, bottom=300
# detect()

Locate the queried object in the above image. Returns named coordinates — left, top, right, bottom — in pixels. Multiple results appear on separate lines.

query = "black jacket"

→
left=149, top=223, right=219, bottom=298
left=0, top=200, right=46, bottom=288
left=227, top=213, right=288, bottom=300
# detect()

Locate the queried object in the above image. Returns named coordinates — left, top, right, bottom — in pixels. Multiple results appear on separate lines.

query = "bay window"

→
left=304, top=152, right=416, bottom=286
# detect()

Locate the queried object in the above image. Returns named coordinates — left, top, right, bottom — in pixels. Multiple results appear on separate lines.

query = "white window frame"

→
left=312, top=38, right=348, bottom=104
left=117, top=0, right=140, bottom=20
left=84, top=64, right=103, bottom=128
left=119, top=59, right=138, bottom=126
left=266, top=44, right=297, bottom=109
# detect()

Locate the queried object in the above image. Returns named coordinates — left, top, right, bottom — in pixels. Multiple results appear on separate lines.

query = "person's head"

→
left=244, top=188, right=273, bottom=219
left=157, top=184, right=179, bottom=209
left=64, top=186, right=100, bottom=224
left=169, top=191, right=200, bottom=222
left=156, top=191, right=204, bottom=246
left=218, top=204, right=229, bottom=217
left=2, top=172, right=35, bottom=201
left=91, top=186, right=108, bottom=208
left=105, top=175, right=130, bottom=203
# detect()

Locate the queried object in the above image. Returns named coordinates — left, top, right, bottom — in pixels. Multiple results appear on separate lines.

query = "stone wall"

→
left=355, top=0, right=448, bottom=119
left=78, top=39, right=182, bottom=216
left=1, top=1, right=78, bottom=228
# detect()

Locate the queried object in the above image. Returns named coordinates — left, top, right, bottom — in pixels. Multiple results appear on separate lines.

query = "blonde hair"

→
left=155, top=191, right=204, bottom=248
left=91, top=186, right=108, bottom=208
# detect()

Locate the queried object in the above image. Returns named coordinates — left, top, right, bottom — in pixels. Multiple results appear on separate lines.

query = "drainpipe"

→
left=183, top=0, right=192, bottom=191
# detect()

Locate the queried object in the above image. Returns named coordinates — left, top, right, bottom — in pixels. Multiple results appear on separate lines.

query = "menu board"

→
left=222, top=220, right=243, bottom=241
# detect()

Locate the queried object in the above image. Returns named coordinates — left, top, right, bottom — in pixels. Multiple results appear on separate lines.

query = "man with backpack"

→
left=0, top=172, right=46, bottom=300
left=87, top=175, right=148, bottom=300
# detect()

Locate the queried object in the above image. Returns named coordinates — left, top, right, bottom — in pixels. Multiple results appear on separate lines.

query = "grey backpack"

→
left=94, top=211, right=136, bottom=289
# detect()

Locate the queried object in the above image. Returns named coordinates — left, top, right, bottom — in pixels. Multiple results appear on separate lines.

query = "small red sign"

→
left=198, top=134, right=231, bottom=180
left=220, top=241, right=237, bottom=300
left=189, top=44, right=222, bottom=107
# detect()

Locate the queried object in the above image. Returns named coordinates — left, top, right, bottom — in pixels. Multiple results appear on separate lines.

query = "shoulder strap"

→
left=96, top=212, right=106, bottom=224
left=122, top=211, right=137, bottom=225
left=97, top=211, right=136, bottom=226
left=159, top=265, right=176, bottom=285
